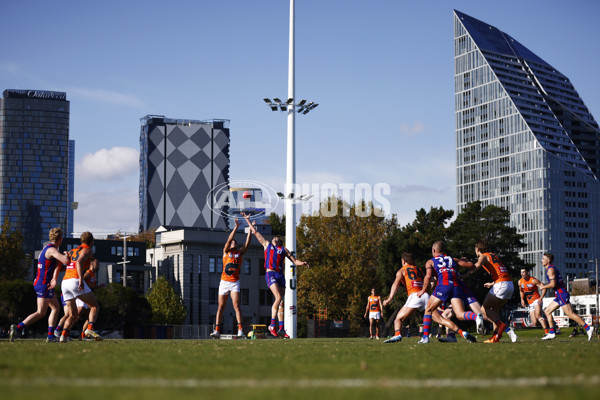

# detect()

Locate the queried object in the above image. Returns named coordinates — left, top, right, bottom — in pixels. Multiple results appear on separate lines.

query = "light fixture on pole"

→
left=261, top=0, right=318, bottom=339
left=589, top=258, right=599, bottom=329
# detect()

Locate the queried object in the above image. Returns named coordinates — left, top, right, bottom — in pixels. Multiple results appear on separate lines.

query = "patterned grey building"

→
left=454, top=11, right=600, bottom=280
left=0, top=89, right=71, bottom=255
left=139, top=116, right=230, bottom=232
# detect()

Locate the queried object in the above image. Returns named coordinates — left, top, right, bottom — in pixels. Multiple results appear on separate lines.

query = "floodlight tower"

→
left=263, top=0, right=318, bottom=339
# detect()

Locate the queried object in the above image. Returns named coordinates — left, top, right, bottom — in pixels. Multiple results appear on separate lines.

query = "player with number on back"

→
left=383, top=252, right=428, bottom=343
left=417, top=241, right=477, bottom=344
left=241, top=212, right=309, bottom=338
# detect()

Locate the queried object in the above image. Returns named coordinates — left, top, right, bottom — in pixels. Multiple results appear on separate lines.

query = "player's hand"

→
left=383, top=299, right=390, bottom=306
left=49, top=279, right=57, bottom=289
left=483, top=282, right=494, bottom=288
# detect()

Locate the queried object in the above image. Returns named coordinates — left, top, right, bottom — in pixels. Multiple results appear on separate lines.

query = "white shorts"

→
left=61, top=278, right=92, bottom=301
left=369, top=312, right=381, bottom=320
left=218, top=280, right=240, bottom=295
left=76, top=298, right=90, bottom=310
left=489, top=280, right=514, bottom=300
left=404, top=292, right=429, bottom=312
left=527, top=299, right=541, bottom=312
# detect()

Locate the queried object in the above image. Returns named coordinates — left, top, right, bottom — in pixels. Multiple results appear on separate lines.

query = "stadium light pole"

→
left=262, top=0, right=318, bottom=339
left=589, top=258, right=599, bottom=329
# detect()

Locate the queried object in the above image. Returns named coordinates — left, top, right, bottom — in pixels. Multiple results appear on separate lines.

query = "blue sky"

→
left=2, top=0, right=599, bottom=235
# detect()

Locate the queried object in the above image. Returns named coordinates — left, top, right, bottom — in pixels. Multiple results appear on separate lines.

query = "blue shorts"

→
left=553, top=290, right=570, bottom=307
left=433, top=285, right=465, bottom=303
left=459, top=281, right=478, bottom=305
left=265, top=270, right=285, bottom=288
left=34, top=283, right=55, bottom=299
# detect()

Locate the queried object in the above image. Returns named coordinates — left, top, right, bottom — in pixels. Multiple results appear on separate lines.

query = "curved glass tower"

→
left=454, top=10, right=600, bottom=280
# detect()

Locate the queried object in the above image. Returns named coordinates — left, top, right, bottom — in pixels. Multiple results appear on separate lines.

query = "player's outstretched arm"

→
left=239, top=221, right=254, bottom=255
left=285, top=248, right=309, bottom=268
left=241, top=212, right=268, bottom=248
left=383, top=269, right=403, bottom=306
left=224, top=218, right=241, bottom=254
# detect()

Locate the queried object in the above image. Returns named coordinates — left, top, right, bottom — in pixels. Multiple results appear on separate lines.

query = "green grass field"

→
left=1, top=329, right=599, bottom=400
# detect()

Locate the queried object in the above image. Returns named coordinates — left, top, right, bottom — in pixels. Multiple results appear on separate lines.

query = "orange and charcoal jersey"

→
left=221, top=250, right=243, bottom=282
left=400, top=264, right=425, bottom=296
left=518, top=276, right=541, bottom=305
left=368, top=295, right=382, bottom=313
left=63, top=244, right=92, bottom=280
left=481, top=252, right=511, bottom=283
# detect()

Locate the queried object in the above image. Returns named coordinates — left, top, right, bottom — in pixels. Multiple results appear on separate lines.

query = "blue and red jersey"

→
left=264, top=243, right=285, bottom=272
left=545, top=265, right=567, bottom=295
left=34, top=243, right=58, bottom=286
left=432, top=255, right=460, bottom=287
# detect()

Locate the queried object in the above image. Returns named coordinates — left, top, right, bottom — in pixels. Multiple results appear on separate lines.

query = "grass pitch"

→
left=1, top=329, right=599, bottom=400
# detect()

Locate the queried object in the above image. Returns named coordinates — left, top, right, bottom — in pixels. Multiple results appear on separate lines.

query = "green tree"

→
left=146, top=276, right=187, bottom=324
left=0, top=217, right=27, bottom=281
left=267, top=212, right=286, bottom=236
left=296, top=196, right=396, bottom=334
left=95, top=283, right=152, bottom=330
left=0, top=280, right=36, bottom=328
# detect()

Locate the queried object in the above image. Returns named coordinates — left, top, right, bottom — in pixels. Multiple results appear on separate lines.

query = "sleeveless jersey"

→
left=481, top=252, right=511, bottom=283
left=400, top=264, right=425, bottom=296
left=85, top=269, right=98, bottom=290
left=432, top=255, right=460, bottom=286
left=34, top=243, right=58, bottom=286
left=518, top=276, right=541, bottom=304
left=264, top=243, right=285, bottom=272
left=64, top=244, right=92, bottom=280
left=222, top=250, right=242, bottom=282
left=368, top=295, right=382, bottom=313
left=545, top=265, right=567, bottom=295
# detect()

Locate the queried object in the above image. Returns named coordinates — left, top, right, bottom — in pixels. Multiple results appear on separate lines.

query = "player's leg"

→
left=78, top=292, right=102, bottom=340
left=420, top=295, right=444, bottom=343
left=385, top=306, right=412, bottom=343
left=61, top=299, right=79, bottom=342
left=212, top=284, right=229, bottom=338
left=230, top=289, right=244, bottom=337
left=268, top=282, right=282, bottom=336
left=542, top=301, right=559, bottom=340
left=560, top=303, right=593, bottom=340
left=45, top=296, right=61, bottom=342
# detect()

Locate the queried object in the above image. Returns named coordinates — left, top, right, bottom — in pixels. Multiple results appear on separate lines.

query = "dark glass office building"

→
left=0, top=89, right=71, bottom=255
left=139, top=115, right=230, bottom=232
left=454, top=11, right=600, bottom=280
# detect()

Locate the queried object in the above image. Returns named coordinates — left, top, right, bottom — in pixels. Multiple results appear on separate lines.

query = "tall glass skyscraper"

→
left=0, top=89, right=71, bottom=255
left=139, top=115, right=230, bottom=232
left=454, top=11, right=600, bottom=280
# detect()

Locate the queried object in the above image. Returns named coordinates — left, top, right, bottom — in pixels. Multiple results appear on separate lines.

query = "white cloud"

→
left=73, top=187, right=139, bottom=235
left=77, top=147, right=139, bottom=181
left=68, top=87, right=146, bottom=108
left=400, top=121, right=425, bottom=137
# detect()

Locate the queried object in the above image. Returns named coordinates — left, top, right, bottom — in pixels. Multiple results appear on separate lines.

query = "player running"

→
left=518, top=268, right=551, bottom=334
left=59, top=232, right=102, bottom=342
left=383, top=252, right=428, bottom=343
left=241, top=212, right=309, bottom=338
left=540, top=253, right=594, bottom=341
left=460, top=240, right=517, bottom=343
left=364, top=288, right=384, bottom=339
left=211, top=218, right=252, bottom=339
left=417, top=241, right=477, bottom=344
left=10, top=228, right=69, bottom=343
